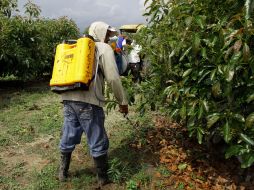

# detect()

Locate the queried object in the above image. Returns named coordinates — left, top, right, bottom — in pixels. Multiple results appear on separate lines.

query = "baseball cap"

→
left=108, top=26, right=117, bottom=32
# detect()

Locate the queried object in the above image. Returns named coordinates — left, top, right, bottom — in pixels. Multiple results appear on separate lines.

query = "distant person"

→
left=109, top=35, right=118, bottom=50
left=116, top=33, right=127, bottom=52
left=109, top=34, right=123, bottom=74
left=58, top=21, right=128, bottom=187
left=110, top=33, right=129, bottom=75
left=128, top=40, right=142, bottom=82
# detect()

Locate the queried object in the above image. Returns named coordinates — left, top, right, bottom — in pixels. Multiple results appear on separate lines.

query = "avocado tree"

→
left=136, top=0, right=254, bottom=168
left=0, top=0, right=17, bottom=18
left=0, top=0, right=80, bottom=79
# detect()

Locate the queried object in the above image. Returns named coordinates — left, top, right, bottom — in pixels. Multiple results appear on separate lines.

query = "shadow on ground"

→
left=0, top=80, right=50, bottom=109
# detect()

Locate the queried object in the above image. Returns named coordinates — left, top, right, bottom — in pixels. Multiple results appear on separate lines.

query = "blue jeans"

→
left=59, top=101, right=109, bottom=157
left=115, top=52, right=123, bottom=74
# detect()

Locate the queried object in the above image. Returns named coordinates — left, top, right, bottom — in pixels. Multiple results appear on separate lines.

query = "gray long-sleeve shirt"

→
left=61, top=22, right=128, bottom=107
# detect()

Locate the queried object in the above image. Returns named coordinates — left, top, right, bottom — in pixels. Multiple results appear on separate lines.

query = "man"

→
left=128, top=40, right=142, bottom=82
left=114, top=33, right=130, bottom=75
left=58, top=21, right=128, bottom=187
left=116, top=33, right=127, bottom=51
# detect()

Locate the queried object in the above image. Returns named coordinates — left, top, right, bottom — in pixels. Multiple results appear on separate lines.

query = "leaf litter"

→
left=129, top=115, right=254, bottom=190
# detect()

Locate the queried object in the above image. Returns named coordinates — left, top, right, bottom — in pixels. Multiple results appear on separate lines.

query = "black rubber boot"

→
left=93, top=154, right=110, bottom=187
left=58, top=152, right=72, bottom=182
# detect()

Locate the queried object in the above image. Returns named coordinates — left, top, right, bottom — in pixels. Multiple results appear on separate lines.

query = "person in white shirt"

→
left=127, top=41, right=142, bottom=82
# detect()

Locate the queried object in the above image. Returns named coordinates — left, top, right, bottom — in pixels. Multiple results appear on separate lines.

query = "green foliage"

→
left=121, top=73, right=137, bottom=105
left=157, top=165, right=171, bottom=177
left=0, top=0, right=17, bottom=18
left=105, top=74, right=137, bottom=113
left=24, top=0, right=41, bottom=19
left=29, top=164, right=59, bottom=190
left=136, top=0, right=254, bottom=168
left=0, top=0, right=80, bottom=79
left=0, top=176, right=21, bottom=190
left=177, top=182, right=185, bottom=190
left=126, top=180, right=139, bottom=190
left=108, top=158, right=130, bottom=183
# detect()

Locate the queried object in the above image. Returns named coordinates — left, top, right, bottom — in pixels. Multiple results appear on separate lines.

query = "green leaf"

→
left=218, top=65, right=223, bottom=75
left=188, top=101, right=198, bottom=116
left=212, top=36, right=218, bottom=47
left=241, top=153, right=254, bottom=168
left=170, top=109, right=179, bottom=118
left=179, top=47, right=192, bottom=62
left=226, top=68, right=234, bottom=82
left=230, top=52, right=242, bottom=63
left=198, top=103, right=204, bottom=119
left=189, top=130, right=195, bottom=137
left=246, top=94, right=254, bottom=103
left=246, top=113, right=254, bottom=128
left=225, top=46, right=234, bottom=60
left=210, top=69, right=217, bottom=81
left=250, top=58, right=254, bottom=73
left=225, top=145, right=242, bottom=159
left=240, top=133, right=254, bottom=146
left=243, top=43, right=250, bottom=62
left=212, top=82, right=221, bottom=97
left=233, top=114, right=245, bottom=123
left=197, top=128, right=204, bottom=144
left=178, top=163, right=187, bottom=170
left=187, top=117, right=195, bottom=127
left=202, top=100, right=209, bottom=112
left=201, top=48, right=207, bottom=59
left=183, top=68, right=192, bottom=78
left=207, top=113, right=221, bottom=128
left=198, top=71, right=211, bottom=83
left=193, top=34, right=200, bottom=53
left=180, top=104, right=187, bottom=119
left=195, top=15, right=205, bottom=29
left=223, top=121, right=231, bottom=143
left=185, top=16, right=192, bottom=27
left=144, top=0, right=152, bottom=6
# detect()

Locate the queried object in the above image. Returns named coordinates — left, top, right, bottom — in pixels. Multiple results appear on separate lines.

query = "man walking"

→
left=58, top=21, right=128, bottom=187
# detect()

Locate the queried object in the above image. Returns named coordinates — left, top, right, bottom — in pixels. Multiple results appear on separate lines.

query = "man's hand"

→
left=119, top=105, right=128, bottom=115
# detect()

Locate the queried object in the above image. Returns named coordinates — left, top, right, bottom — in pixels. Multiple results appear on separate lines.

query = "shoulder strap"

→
left=93, top=47, right=105, bottom=102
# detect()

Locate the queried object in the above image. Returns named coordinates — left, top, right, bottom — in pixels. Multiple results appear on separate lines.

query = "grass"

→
left=0, top=83, right=159, bottom=190
left=27, top=164, right=60, bottom=190
left=156, top=165, right=171, bottom=178
left=0, top=88, right=62, bottom=144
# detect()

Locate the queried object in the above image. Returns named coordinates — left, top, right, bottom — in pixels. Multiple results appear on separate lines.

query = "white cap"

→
left=108, top=26, right=117, bottom=32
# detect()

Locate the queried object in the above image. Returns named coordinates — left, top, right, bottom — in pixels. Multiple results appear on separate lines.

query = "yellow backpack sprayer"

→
left=50, top=35, right=95, bottom=93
